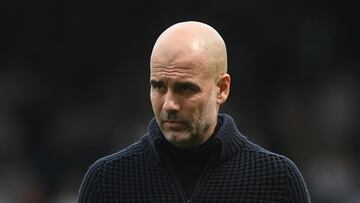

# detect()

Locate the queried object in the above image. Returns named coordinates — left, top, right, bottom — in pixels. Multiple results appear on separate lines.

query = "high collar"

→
left=148, top=114, right=248, bottom=164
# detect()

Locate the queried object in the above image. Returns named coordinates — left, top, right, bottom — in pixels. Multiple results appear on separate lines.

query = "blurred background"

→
left=1, top=0, right=359, bottom=202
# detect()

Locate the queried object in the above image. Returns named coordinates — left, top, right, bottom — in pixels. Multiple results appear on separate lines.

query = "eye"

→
left=176, top=82, right=200, bottom=94
left=179, top=84, right=192, bottom=92
left=154, top=83, right=166, bottom=91
left=150, top=80, right=167, bottom=92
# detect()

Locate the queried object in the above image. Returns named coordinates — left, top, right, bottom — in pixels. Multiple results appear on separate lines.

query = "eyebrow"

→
left=150, top=79, right=164, bottom=86
left=150, top=80, right=200, bottom=91
left=174, top=81, right=201, bottom=91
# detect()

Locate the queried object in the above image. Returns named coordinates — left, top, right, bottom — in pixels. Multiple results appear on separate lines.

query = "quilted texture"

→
left=78, top=114, right=310, bottom=203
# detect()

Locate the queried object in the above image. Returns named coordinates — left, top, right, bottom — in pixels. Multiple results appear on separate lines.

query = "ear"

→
left=216, top=73, right=231, bottom=105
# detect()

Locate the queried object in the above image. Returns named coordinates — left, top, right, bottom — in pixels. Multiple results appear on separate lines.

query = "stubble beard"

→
left=158, top=92, right=218, bottom=149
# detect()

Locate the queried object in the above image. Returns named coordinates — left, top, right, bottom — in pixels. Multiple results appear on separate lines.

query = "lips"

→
left=162, top=120, right=185, bottom=129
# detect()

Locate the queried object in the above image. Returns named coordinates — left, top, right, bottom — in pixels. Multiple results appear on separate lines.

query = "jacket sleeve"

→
left=282, top=157, right=311, bottom=203
left=77, top=161, right=103, bottom=203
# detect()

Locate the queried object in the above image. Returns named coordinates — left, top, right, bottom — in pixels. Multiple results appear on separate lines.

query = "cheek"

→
left=202, top=90, right=217, bottom=113
left=187, top=95, right=210, bottom=115
left=150, top=93, right=162, bottom=113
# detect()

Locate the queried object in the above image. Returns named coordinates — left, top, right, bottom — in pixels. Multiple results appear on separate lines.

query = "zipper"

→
left=162, top=142, right=220, bottom=202
left=188, top=156, right=218, bottom=201
left=164, top=157, right=190, bottom=202
left=164, top=156, right=218, bottom=202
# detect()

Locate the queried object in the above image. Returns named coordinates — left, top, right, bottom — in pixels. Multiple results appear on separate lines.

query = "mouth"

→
left=162, top=120, right=186, bottom=129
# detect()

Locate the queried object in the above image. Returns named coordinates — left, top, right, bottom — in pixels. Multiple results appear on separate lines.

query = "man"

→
left=78, top=21, right=311, bottom=202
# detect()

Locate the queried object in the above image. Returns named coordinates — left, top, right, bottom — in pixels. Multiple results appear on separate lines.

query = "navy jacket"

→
left=78, top=114, right=311, bottom=202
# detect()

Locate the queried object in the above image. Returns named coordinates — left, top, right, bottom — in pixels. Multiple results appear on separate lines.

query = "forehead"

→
left=151, top=61, right=202, bottom=79
left=151, top=65, right=214, bottom=86
left=150, top=51, right=212, bottom=82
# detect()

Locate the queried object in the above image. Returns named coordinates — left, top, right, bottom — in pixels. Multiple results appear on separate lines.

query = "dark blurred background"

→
left=1, top=0, right=359, bottom=202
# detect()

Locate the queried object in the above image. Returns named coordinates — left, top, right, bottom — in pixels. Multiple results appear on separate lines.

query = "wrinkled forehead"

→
left=150, top=58, right=211, bottom=81
left=150, top=42, right=212, bottom=80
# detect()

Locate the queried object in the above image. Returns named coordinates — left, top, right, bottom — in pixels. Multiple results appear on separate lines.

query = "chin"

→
left=165, top=131, right=192, bottom=146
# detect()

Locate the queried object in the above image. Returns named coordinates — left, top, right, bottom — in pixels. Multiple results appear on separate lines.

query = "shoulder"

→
left=78, top=135, right=151, bottom=202
left=242, top=139, right=303, bottom=174
left=240, top=139, right=311, bottom=202
left=80, top=134, right=151, bottom=186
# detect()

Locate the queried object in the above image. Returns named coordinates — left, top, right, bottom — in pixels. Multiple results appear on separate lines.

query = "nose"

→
left=163, top=91, right=181, bottom=113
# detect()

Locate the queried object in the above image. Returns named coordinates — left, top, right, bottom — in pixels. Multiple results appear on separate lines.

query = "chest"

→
left=99, top=156, right=288, bottom=202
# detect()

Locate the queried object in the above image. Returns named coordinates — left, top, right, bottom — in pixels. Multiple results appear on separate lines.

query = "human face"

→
left=150, top=58, right=219, bottom=149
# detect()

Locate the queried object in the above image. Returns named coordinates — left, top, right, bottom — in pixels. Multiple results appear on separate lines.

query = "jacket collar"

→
left=147, top=114, right=247, bottom=163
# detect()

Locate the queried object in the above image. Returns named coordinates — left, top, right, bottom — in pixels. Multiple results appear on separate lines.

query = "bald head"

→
left=149, top=22, right=231, bottom=149
left=150, top=21, right=228, bottom=80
